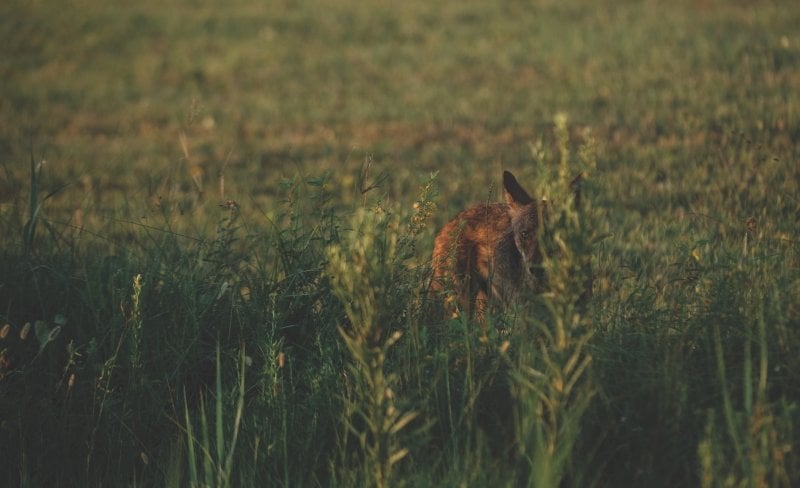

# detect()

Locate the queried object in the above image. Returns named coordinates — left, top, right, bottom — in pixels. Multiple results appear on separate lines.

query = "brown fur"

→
left=430, top=171, right=547, bottom=320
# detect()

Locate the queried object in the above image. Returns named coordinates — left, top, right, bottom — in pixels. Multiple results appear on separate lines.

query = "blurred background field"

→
left=3, top=0, right=797, bottom=229
left=1, top=0, right=799, bottom=486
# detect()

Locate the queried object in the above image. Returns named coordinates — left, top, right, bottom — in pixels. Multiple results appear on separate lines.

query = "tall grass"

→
left=501, top=113, right=597, bottom=487
left=181, top=345, right=246, bottom=488
left=1, top=128, right=799, bottom=486
left=327, top=207, right=418, bottom=487
left=1, top=0, right=799, bottom=485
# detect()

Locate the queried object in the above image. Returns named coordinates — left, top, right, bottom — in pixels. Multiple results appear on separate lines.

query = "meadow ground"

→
left=1, top=0, right=799, bottom=486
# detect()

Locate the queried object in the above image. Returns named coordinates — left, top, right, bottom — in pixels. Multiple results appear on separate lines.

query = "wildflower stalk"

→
left=130, top=274, right=143, bottom=375
left=327, top=208, right=417, bottom=488
left=506, top=113, right=596, bottom=486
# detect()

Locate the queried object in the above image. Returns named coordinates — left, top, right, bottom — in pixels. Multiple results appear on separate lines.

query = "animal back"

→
left=431, top=202, right=511, bottom=289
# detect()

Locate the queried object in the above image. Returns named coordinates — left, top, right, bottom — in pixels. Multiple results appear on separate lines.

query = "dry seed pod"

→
left=20, top=322, right=31, bottom=340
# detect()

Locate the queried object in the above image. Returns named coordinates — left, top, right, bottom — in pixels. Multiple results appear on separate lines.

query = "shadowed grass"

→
left=1, top=0, right=799, bottom=486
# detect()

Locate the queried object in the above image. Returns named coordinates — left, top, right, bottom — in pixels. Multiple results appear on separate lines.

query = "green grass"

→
left=1, top=0, right=799, bottom=486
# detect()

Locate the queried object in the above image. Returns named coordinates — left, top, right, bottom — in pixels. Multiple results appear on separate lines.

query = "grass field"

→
left=1, top=0, right=799, bottom=486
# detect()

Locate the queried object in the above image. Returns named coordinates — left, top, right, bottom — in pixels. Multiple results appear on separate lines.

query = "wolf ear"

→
left=503, top=171, right=534, bottom=208
left=569, top=171, right=585, bottom=209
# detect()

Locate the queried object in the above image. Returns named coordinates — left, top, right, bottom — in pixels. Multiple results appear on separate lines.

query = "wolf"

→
left=430, top=170, right=585, bottom=321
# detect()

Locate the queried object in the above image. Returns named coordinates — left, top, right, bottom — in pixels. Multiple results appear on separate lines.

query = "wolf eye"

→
left=520, top=230, right=529, bottom=239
